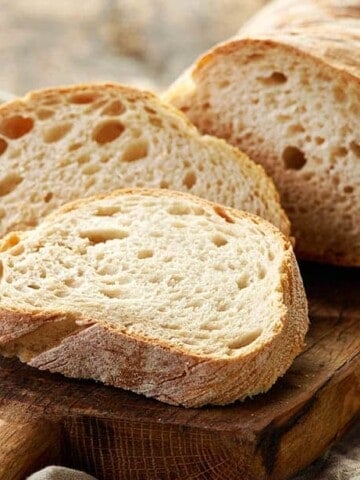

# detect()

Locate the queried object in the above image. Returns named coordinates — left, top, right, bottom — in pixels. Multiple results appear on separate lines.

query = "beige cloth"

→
left=294, top=421, right=360, bottom=480
left=27, top=422, right=359, bottom=480
left=27, top=467, right=96, bottom=480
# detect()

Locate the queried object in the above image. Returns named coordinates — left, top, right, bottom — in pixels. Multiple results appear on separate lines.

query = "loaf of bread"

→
left=0, top=189, right=308, bottom=407
left=0, top=83, right=289, bottom=239
left=165, top=0, right=360, bottom=265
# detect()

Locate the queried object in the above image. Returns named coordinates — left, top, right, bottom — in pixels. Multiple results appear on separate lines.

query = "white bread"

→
left=164, top=0, right=360, bottom=266
left=0, top=189, right=308, bottom=407
left=0, top=83, right=289, bottom=239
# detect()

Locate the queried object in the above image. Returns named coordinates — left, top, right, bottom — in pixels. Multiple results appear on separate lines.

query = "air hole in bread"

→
left=333, top=86, right=346, bottom=103
left=39, top=269, right=47, bottom=279
left=36, top=109, right=54, bottom=120
left=149, top=116, right=163, bottom=127
left=92, top=120, right=125, bottom=144
left=101, top=287, right=122, bottom=299
left=315, top=137, right=325, bottom=145
left=101, top=100, right=125, bottom=116
left=82, top=164, right=100, bottom=175
left=0, top=172, right=23, bottom=197
left=218, top=80, right=230, bottom=88
left=0, top=208, right=5, bottom=219
left=0, top=115, right=34, bottom=139
left=160, top=322, right=181, bottom=330
left=245, top=53, right=264, bottom=62
left=122, top=139, right=148, bottom=162
left=160, top=180, right=169, bottom=189
left=64, top=278, right=76, bottom=287
left=144, top=106, right=156, bottom=115
left=167, top=275, right=183, bottom=287
left=201, top=322, right=221, bottom=331
left=68, top=142, right=82, bottom=152
left=287, top=124, right=305, bottom=135
left=28, top=284, right=40, bottom=290
left=167, top=204, right=191, bottom=216
left=69, top=92, right=99, bottom=104
left=77, top=154, right=90, bottom=165
left=183, top=171, right=197, bottom=189
left=0, top=138, right=8, bottom=155
left=149, top=231, right=163, bottom=238
left=214, top=263, right=225, bottom=272
left=54, top=290, right=69, bottom=298
left=213, top=205, right=234, bottom=224
left=85, top=177, right=95, bottom=189
left=331, top=146, right=347, bottom=158
left=194, top=207, right=205, bottom=216
left=149, top=275, right=161, bottom=283
left=137, top=249, right=153, bottom=259
left=94, top=206, right=121, bottom=217
left=344, top=185, right=354, bottom=194
left=96, top=264, right=116, bottom=276
left=228, top=329, right=262, bottom=350
left=332, top=175, right=340, bottom=187
left=258, top=264, right=266, bottom=280
left=80, top=228, right=129, bottom=245
left=282, top=146, right=307, bottom=170
left=350, top=141, right=360, bottom=158
left=10, top=243, right=24, bottom=256
left=172, top=221, right=186, bottom=228
left=236, top=274, right=249, bottom=290
left=44, top=192, right=53, bottom=203
left=211, top=234, right=228, bottom=247
left=257, top=71, right=287, bottom=86
left=303, top=172, right=314, bottom=181
left=216, top=301, right=229, bottom=312
left=43, top=122, right=72, bottom=143
left=41, top=96, right=59, bottom=106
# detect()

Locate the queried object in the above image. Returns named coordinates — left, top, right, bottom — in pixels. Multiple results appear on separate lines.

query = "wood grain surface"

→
left=0, top=416, right=60, bottom=480
left=0, top=262, right=359, bottom=480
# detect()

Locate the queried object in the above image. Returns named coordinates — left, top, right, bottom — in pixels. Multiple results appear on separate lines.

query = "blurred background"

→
left=0, top=0, right=267, bottom=96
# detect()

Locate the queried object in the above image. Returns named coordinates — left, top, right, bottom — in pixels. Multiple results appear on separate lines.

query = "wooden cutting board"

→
left=0, top=262, right=359, bottom=480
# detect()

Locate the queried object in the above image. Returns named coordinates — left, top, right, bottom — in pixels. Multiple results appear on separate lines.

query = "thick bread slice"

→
left=0, top=189, right=308, bottom=407
left=0, top=83, right=289, bottom=239
left=164, top=0, right=360, bottom=266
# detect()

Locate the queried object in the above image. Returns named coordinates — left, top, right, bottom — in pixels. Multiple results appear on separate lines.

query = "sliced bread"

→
left=0, top=83, right=289, bottom=239
left=164, top=0, right=360, bottom=265
left=0, top=189, right=308, bottom=407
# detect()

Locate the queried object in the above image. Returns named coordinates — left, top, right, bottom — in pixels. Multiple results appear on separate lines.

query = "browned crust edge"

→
left=0, top=188, right=308, bottom=407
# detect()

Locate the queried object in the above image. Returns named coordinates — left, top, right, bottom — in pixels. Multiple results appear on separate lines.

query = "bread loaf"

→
left=165, top=0, right=360, bottom=265
left=0, top=189, right=308, bottom=407
left=0, top=83, right=289, bottom=239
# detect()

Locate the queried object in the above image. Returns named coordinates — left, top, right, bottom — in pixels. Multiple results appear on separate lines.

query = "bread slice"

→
left=0, top=83, right=289, bottom=240
left=164, top=0, right=360, bottom=265
left=0, top=189, right=308, bottom=407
